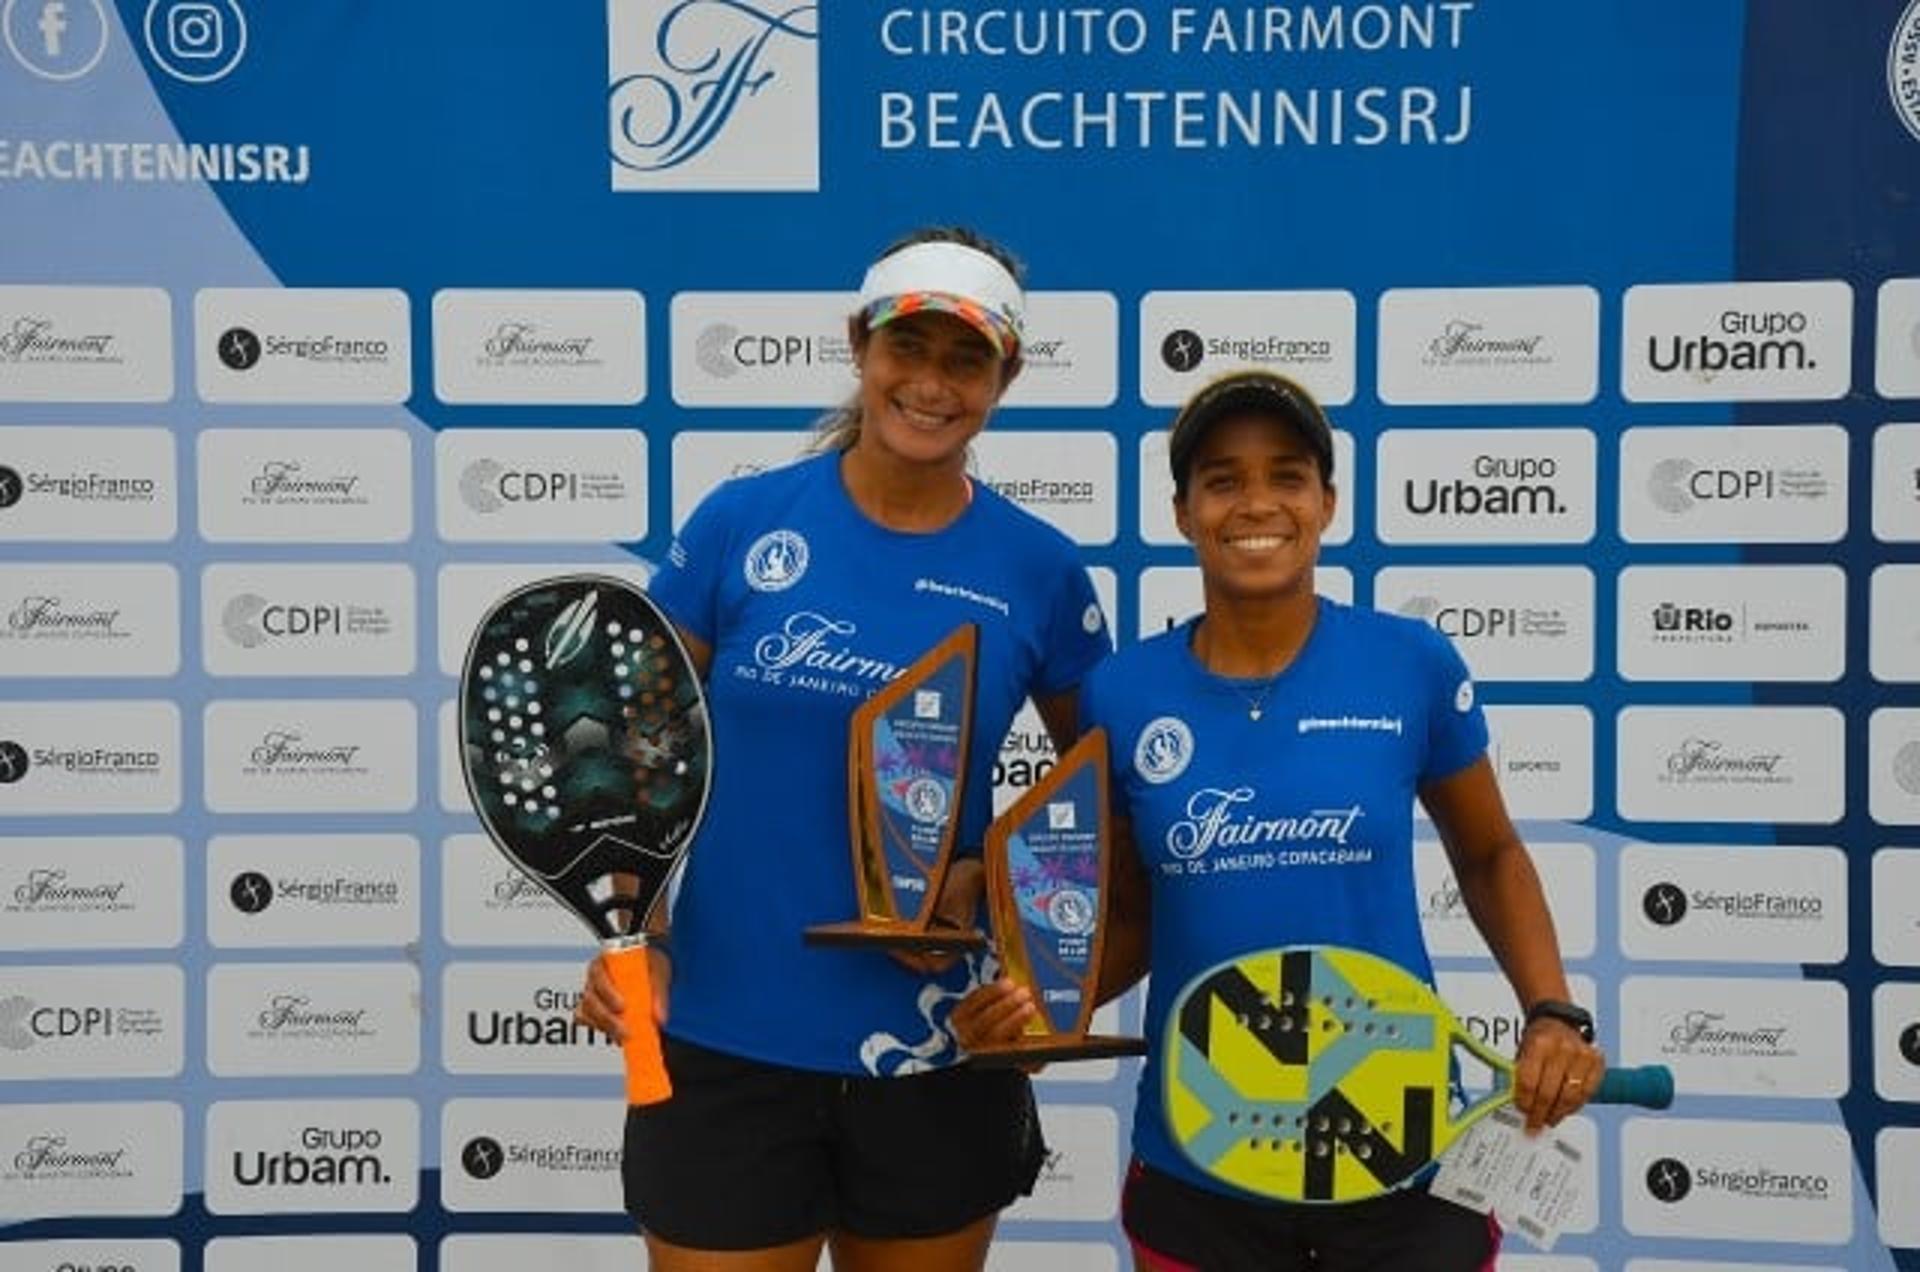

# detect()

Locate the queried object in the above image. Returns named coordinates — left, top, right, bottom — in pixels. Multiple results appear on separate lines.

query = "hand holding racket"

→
left=458, top=576, right=711, bottom=1106
left=1164, top=945, right=1672, bottom=1204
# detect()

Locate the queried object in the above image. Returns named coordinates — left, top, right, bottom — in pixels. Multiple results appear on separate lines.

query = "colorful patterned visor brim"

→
left=863, top=290, right=1023, bottom=361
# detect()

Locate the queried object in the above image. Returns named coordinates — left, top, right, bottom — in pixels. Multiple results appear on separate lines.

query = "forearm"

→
left=1452, top=838, right=1570, bottom=1011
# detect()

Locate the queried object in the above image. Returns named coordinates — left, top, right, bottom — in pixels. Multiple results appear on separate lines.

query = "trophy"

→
left=806, top=625, right=987, bottom=953
left=969, top=728, right=1146, bottom=1065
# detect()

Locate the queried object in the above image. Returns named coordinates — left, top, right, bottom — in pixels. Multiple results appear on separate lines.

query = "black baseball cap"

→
left=1167, top=370, right=1337, bottom=492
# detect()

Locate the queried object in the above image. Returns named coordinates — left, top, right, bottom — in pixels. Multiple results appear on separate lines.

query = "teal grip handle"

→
left=1593, top=1064, right=1674, bottom=1109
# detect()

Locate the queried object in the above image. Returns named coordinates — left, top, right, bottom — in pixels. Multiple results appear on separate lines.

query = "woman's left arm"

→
left=1420, top=756, right=1604, bottom=1131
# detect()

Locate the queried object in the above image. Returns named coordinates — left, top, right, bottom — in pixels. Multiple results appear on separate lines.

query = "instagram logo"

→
left=167, top=1, right=220, bottom=57
left=142, top=0, right=245, bottom=81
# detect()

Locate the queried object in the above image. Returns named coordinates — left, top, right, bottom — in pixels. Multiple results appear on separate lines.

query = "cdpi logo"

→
left=608, top=0, right=820, bottom=191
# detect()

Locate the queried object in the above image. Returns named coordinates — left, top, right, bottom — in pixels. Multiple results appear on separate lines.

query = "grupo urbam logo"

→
left=608, top=0, right=820, bottom=192
left=4, top=0, right=108, bottom=81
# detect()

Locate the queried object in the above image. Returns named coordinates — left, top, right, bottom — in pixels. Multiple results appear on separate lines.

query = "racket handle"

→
left=1594, top=1064, right=1674, bottom=1109
left=604, top=944, right=671, bottom=1106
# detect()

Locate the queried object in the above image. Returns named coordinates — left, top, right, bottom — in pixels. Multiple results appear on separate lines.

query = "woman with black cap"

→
left=574, top=227, right=1109, bottom=1271
left=953, top=368, right=1602, bottom=1271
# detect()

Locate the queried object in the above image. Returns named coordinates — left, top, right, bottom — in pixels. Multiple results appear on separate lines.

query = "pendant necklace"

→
left=1230, top=673, right=1283, bottom=721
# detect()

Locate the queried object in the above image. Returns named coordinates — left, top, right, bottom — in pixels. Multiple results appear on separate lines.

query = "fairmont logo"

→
left=490, top=869, right=554, bottom=908
left=480, top=322, right=598, bottom=364
left=0, top=316, right=118, bottom=363
left=1165, top=789, right=1364, bottom=862
left=247, top=460, right=365, bottom=504
left=5, top=596, right=123, bottom=637
left=10, top=867, right=130, bottom=910
left=749, top=611, right=902, bottom=686
left=1423, top=318, right=1547, bottom=365
left=1663, top=738, right=1787, bottom=784
left=1663, top=1009, right=1792, bottom=1057
left=253, top=994, right=372, bottom=1037
left=11, top=1134, right=130, bottom=1180
left=247, top=731, right=366, bottom=773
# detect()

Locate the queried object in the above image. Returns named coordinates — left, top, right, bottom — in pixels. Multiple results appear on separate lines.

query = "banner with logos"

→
left=3, top=2, right=1919, bottom=1270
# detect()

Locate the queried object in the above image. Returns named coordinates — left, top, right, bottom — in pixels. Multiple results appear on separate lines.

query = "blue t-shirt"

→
left=1080, top=597, right=1488, bottom=1195
left=648, top=451, right=1109, bottom=1076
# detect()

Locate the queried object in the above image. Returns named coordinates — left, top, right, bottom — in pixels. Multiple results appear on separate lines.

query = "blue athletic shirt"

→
left=648, top=450, right=1109, bottom=1076
left=1080, top=597, right=1488, bottom=1197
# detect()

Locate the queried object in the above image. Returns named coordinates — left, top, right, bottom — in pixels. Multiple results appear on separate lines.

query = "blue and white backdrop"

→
left=3, top=2, right=1920, bottom=1269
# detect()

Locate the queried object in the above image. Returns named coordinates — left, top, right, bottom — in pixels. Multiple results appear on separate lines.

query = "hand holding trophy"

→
left=458, top=576, right=711, bottom=1105
left=805, top=625, right=988, bottom=954
left=965, top=728, right=1146, bottom=1066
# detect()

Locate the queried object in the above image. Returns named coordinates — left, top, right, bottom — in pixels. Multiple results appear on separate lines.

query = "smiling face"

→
left=849, top=309, right=1013, bottom=468
left=1174, top=411, right=1337, bottom=603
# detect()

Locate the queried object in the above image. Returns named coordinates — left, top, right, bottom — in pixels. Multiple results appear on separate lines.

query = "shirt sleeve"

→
left=1417, top=622, right=1490, bottom=785
left=646, top=482, right=738, bottom=646
left=1031, top=554, right=1111, bottom=698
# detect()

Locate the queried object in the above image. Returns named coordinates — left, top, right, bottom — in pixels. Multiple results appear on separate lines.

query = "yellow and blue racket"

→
left=1164, top=945, right=1672, bottom=1204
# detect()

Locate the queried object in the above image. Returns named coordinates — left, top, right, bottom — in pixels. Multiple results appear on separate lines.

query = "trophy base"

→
left=803, top=919, right=988, bottom=953
left=967, top=1033, right=1149, bottom=1067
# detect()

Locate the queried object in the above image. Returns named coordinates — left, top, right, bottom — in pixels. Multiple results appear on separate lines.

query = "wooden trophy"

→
left=805, top=625, right=987, bottom=953
left=970, top=728, right=1146, bottom=1065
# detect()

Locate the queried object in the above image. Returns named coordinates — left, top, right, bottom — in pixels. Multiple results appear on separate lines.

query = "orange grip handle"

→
left=604, top=944, right=671, bottom=1105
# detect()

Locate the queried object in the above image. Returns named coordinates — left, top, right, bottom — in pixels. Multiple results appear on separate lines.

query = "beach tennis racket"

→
left=1164, top=945, right=1673, bottom=1204
left=458, top=575, right=711, bottom=1105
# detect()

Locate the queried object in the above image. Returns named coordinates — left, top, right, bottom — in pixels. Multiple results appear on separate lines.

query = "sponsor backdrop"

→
left=2, top=1, right=1918, bottom=1269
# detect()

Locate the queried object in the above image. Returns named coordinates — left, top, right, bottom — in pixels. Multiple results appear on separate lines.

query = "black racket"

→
left=458, top=574, right=710, bottom=1103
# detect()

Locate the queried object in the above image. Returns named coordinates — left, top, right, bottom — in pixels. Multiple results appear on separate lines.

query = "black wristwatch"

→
left=1524, top=999, right=1595, bottom=1043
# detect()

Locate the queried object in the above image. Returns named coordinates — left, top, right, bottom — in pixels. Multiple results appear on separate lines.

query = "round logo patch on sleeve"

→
left=1454, top=679, right=1475, bottom=713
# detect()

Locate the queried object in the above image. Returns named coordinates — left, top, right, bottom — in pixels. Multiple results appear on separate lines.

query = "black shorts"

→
left=622, top=1035, right=1046, bottom=1250
left=1122, top=1160, right=1500, bottom=1272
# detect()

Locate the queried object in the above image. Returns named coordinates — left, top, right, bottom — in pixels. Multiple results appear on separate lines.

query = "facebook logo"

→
left=3, top=0, right=109, bottom=80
